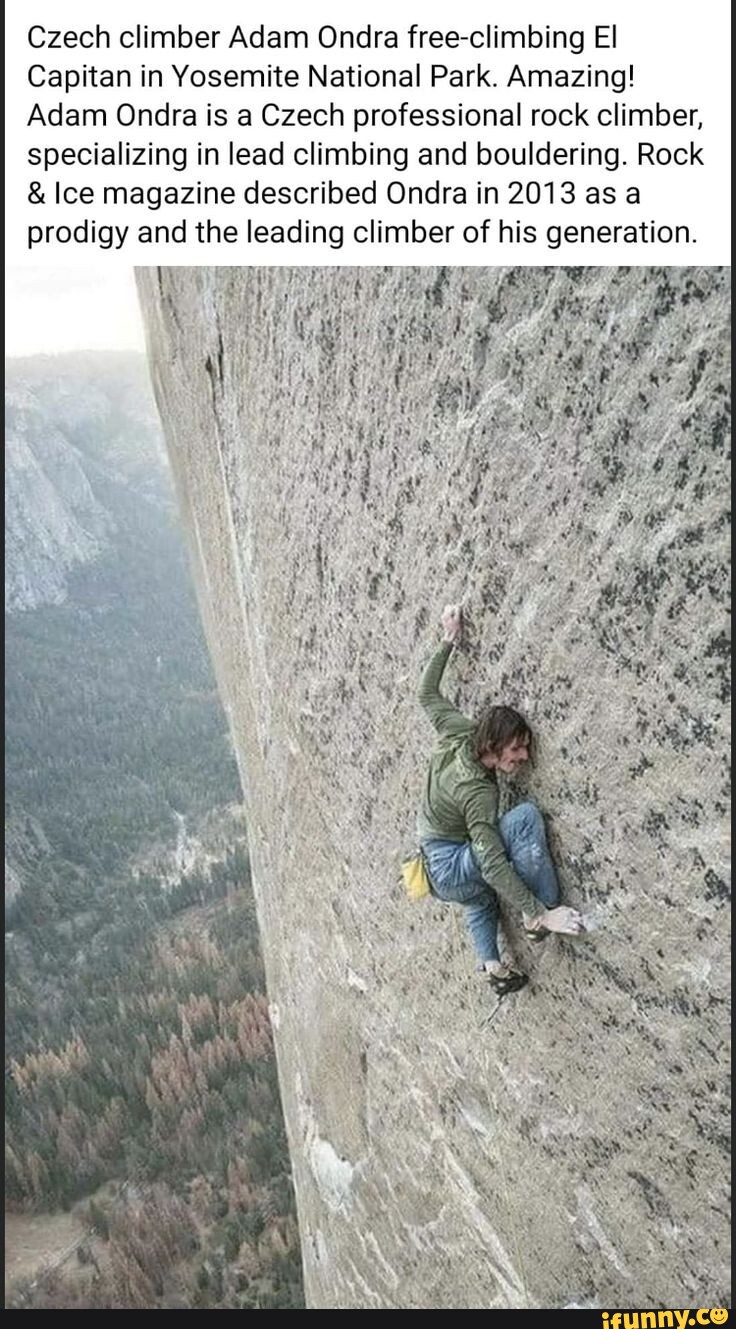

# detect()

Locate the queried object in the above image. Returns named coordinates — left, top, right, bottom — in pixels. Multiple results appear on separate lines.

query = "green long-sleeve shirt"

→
left=416, top=641, right=545, bottom=919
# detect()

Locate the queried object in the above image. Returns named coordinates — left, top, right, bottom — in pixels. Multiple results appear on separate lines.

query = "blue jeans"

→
left=421, top=802, right=560, bottom=965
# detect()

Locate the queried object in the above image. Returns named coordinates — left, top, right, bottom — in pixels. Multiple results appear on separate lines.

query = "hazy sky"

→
left=5, top=266, right=147, bottom=357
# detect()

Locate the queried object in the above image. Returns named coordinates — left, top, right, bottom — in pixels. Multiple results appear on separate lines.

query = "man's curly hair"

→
left=471, top=705, right=532, bottom=761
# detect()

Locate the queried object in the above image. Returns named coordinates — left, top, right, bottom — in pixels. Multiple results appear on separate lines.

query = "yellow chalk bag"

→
left=401, top=854, right=431, bottom=901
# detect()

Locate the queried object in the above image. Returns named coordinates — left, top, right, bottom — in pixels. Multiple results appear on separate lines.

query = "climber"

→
left=417, top=603, right=585, bottom=996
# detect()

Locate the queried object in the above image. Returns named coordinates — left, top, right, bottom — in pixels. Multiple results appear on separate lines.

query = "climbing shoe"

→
left=484, top=967, right=528, bottom=997
left=524, top=924, right=550, bottom=945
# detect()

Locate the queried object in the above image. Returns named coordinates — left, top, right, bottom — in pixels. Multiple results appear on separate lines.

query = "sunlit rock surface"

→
left=138, top=267, right=730, bottom=1309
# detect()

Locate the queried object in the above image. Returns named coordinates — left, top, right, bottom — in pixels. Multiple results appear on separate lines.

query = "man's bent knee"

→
left=516, top=800, right=543, bottom=824
left=501, top=801, right=545, bottom=837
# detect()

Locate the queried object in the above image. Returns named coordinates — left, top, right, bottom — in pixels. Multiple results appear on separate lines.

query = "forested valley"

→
left=5, top=354, right=304, bottom=1309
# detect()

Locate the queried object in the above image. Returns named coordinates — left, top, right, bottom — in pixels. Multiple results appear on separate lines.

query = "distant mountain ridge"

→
left=5, top=353, right=168, bottom=612
left=5, top=350, right=239, bottom=920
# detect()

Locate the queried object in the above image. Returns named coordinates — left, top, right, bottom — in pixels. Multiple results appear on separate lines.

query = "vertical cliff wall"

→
left=137, top=267, right=730, bottom=1309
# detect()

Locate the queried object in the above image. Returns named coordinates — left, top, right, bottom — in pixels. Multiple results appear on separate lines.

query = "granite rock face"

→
left=137, top=267, right=730, bottom=1309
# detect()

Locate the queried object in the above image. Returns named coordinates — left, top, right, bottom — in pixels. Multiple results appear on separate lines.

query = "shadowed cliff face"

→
left=137, top=267, right=730, bottom=1310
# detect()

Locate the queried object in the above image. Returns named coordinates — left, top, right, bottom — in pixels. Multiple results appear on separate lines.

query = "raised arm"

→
left=418, top=604, right=473, bottom=738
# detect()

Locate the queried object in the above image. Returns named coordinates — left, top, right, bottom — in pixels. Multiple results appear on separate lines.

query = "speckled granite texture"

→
left=137, top=267, right=730, bottom=1310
